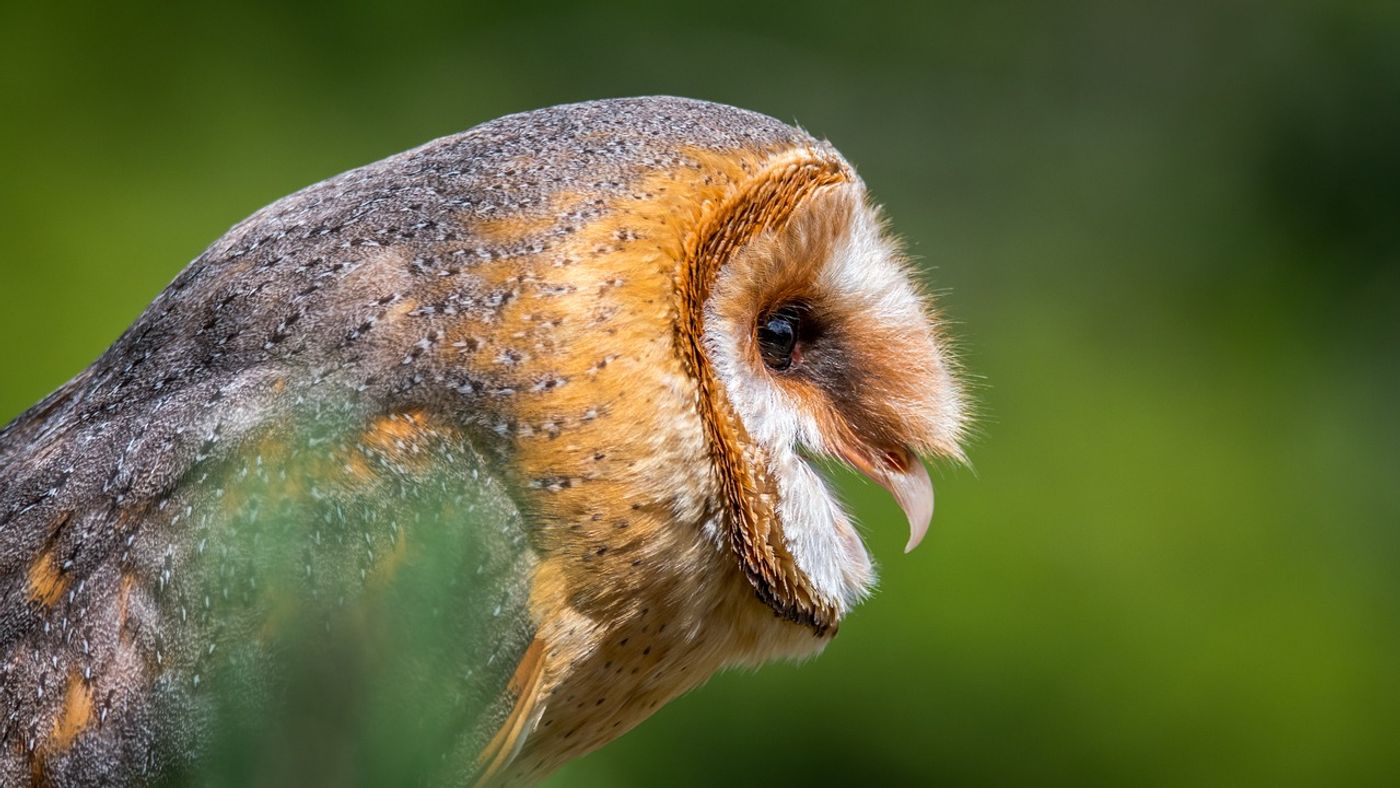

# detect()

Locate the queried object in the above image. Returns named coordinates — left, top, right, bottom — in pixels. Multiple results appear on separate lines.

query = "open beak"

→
left=838, top=445, right=935, bottom=553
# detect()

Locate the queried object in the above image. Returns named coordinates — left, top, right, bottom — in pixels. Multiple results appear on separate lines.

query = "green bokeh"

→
left=2, top=1, right=1396, bottom=785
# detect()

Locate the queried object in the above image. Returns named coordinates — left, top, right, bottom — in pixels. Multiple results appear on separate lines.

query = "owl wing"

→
left=0, top=379, right=542, bottom=786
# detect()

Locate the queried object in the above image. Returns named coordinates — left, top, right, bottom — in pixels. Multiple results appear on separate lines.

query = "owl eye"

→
left=757, top=304, right=805, bottom=371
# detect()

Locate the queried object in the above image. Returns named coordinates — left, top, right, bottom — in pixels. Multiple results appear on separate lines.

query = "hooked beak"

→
left=838, top=445, right=935, bottom=553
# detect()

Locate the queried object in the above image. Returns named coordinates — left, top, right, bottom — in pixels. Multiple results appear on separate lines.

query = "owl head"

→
left=441, top=98, right=973, bottom=641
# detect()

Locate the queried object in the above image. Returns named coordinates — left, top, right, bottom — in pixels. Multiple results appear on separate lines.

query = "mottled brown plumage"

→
left=0, top=96, right=967, bottom=785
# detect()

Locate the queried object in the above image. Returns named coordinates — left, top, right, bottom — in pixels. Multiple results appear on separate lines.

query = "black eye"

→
left=757, top=304, right=804, bottom=371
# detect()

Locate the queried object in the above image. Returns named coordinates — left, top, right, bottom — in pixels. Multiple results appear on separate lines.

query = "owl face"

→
left=700, top=174, right=966, bottom=622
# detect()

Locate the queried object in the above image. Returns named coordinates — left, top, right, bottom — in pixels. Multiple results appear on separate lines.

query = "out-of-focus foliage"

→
left=151, top=409, right=532, bottom=788
left=1, top=1, right=1396, bottom=785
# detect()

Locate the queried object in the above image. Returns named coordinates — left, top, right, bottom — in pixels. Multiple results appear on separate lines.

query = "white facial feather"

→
left=820, top=197, right=966, bottom=451
left=702, top=184, right=943, bottom=613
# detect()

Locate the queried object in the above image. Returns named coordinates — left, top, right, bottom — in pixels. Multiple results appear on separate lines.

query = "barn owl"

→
left=0, top=96, right=966, bottom=785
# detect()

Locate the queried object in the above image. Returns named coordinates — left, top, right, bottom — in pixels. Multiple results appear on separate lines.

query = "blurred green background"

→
left=2, top=1, right=1397, bottom=785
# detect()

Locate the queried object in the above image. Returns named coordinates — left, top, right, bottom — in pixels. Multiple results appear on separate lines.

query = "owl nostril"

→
left=880, top=447, right=912, bottom=473
left=757, top=304, right=804, bottom=371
